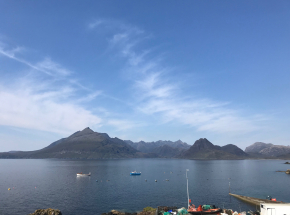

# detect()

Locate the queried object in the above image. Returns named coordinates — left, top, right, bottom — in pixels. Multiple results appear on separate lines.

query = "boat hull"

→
left=76, top=173, right=91, bottom=176
left=130, top=173, right=141, bottom=175
left=188, top=209, right=222, bottom=214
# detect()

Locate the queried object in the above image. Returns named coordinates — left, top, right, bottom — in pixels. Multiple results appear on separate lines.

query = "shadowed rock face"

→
left=221, top=144, right=248, bottom=157
left=189, top=138, right=216, bottom=150
left=0, top=127, right=140, bottom=159
left=29, top=208, right=62, bottom=215
left=153, top=145, right=185, bottom=157
left=180, top=138, right=247, bottom=159
left=124, top=139, right=190, bottom=153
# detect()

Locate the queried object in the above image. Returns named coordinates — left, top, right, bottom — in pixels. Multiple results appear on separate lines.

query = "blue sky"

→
left=0, top=1, right=289, bottom=151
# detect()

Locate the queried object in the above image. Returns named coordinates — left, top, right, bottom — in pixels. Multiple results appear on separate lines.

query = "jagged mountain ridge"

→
left=4, top=128, right=285, bottom=160
left=124, top=139, right=190, bottom=154
left=0, top=127, right=141, bottom=159
left=179, top=138, right=248, bottom=159
left=154, top=145, right=185, bottom=158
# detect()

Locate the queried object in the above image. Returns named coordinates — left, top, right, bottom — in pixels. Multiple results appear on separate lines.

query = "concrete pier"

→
left=229, top=193, right=285, bottom=206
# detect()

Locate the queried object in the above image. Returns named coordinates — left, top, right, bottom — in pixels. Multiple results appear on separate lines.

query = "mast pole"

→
left=186, top=169, right=189, bottom=208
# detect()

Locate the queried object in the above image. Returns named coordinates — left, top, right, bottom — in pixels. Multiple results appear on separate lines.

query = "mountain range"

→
left=124, top=139, right=190, bottom=157
left=0, top=128, right=141, bottom=159
left=245, top=142, right=290, bottom=158
left=179, top=138, right=248, bottom=159
left=0, top=127, right=289, bottom=159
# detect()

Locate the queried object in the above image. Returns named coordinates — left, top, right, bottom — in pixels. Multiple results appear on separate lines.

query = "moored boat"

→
left=188, top=204, right=222, bottom=214
left=76, top=172, right=91, bottom=176
left=185, top=170, right=222, bottom=214
left=130, top=171, right=141, bottom=175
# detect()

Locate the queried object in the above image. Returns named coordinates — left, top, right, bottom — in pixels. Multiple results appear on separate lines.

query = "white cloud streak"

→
left=0, top=85, right=102, bottom=135
left=0, top=39, right=143, bottom=136
left=0, top=45, right=70, bottom=77
left=0, top=42, right=105, bottom=135
left=89, top=19, right=266, bottom=135
left=107, top=119, right=144, bottom=131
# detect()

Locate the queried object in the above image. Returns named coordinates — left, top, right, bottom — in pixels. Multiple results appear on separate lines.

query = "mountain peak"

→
left=192, top=138, right=214, bottom=149
left=81, top=127, right=94, bottom=133
left=67, top=127, right=95, bottom=139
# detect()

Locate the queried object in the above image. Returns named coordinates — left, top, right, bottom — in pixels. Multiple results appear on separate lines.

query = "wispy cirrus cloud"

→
left=88, top=20, right=104, bottom=29
left=89, top=18, right=148, bottom=67
left=0, top=45, right=70, bottom=77
left=0, top=88, right=102, bottom=135
left=0, top=39, right=144, bottom=136
left=107, top=119, right=144, bottom=131
left=89, top=19, right=267, bottom=135
left=0, top=41, right=104, bottom=135
left=134, top=72, right=263, bottom=134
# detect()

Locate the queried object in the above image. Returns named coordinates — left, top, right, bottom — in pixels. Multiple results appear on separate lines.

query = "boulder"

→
left=29, top=208, right=62, bottom=215
left=111, top=210, right=125, bottom=215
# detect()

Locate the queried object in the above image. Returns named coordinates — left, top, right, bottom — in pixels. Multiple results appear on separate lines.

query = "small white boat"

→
left=76, top=172, right=91, bottom=176
left=130, top=170, right=141, bottom=175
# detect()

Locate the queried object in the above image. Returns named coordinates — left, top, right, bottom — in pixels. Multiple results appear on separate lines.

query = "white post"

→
left=186, top=169, right=189, bottom=208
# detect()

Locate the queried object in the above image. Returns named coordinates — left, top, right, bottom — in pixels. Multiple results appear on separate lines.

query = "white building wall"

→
left=260, top=203, right=290, bottom=215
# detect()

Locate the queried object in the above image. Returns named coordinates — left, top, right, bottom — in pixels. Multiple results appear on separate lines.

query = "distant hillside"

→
left=179, top=138, right=248, bottom=159
left=0, top=128, right=142, bottom=159
left=4, top=129, right=286, bottom=160
left=245, top=142, right=290, bottom=157
left=220, top=144, right=248, bottom=157
left=154, top=145, right=185, bottom=158
left=124, top=139, right=190, bottom=154
left=245, top=142, right=273, bottom=153
left=259, top=145, right=290, bottom=157
left=276, top=152, right=290, bottom=159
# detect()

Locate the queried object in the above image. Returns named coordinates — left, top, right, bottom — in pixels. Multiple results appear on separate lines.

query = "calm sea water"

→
left=0, top=159, right=289, bottom=215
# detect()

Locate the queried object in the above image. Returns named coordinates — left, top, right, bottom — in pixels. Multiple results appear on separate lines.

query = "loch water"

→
left=1, top=159, right=290, bottom=215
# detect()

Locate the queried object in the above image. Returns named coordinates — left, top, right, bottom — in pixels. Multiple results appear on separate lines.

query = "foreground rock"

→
left=29, top=208, right=62, bottom=215
left=102, top=207, right=156, bottom=215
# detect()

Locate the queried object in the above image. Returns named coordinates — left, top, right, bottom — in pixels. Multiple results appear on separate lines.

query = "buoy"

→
left=35, top=187, right=36, bottom=188
left=145, top=179, right=147, bottom=181
left=155, top=180, right=157, bottom=182
left=8, top=188, right=10, bottom=190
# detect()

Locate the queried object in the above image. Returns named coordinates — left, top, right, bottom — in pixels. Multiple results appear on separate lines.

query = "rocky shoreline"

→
left=101, top=209, right=156, bottom=215
left=28, top=207, right=156, bottom=215
left=29, top=208, right=62, bottom=215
